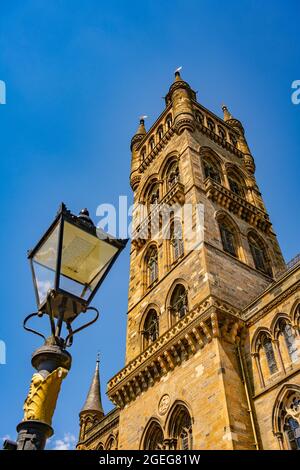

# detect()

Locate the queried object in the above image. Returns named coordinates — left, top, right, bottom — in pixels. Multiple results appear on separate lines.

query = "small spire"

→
left=80, top=355, right=104, bottom=417
left=222, top=104, right=233, bottom=122
left=136, top=116, right=147, bottom=135
left=174, top=66, right=183, bottom=82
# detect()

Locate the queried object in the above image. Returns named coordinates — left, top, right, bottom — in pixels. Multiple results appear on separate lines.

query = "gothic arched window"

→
left=248, top=233, right=272, bottom=276
left=262, top=334, right=278, bottom=375
left=273, top=387, right=300, bottom=450
left=167, top=162, right=180, bottom=189
left=157, top=126, right=163, bottom=140
left=166, top=115, right=173, bottom=129
left=203, top=158, right=221, bottom=183
left=141, top=147, right=146, bottom=162
left=142, top=309, right=159, bottom=349
left=279, top=320, right=298, bottom=363
left=207, top=118, right=215, bottom=132
left=149, top=137, right=155, bottom=151
left=219, top=220, right=238, bottom=258
left=170, top=284, right=188, bottom=322
left=105, top=436, right=117, bottom=450
left=147, top=182, right=160, bottom=209
left=146, top=246, right=158, bottom=286
left=143, top=421, right=164, bottom=450
left=195, top=112, right=204, bottom=124
left=218, top=126, right=226, bottom=140
left=229, top=133, right=238, bottom=147
left=168, top=405, right=193, bottom=450
left=285, top=417, right=300, bottom=450
left=227, top=171, right=245, bottom=197
left=170, top=220, right=184, bottom=261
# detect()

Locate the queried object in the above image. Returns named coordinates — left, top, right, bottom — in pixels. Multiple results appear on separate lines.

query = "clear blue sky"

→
left=0, top=0, right=299, bottom=449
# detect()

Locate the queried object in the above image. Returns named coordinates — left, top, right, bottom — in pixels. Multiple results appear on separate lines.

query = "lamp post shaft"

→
left=16, top=341, right=72, bottom=450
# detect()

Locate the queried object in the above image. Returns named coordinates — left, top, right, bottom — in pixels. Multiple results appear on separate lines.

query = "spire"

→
left=222, top=104, right=233, bottom=122
left=80, top=354, right=104, bottom=417
left=174, top=67, right=183, bottom=82
left=130, top=117, right=147, bottom=152
left=136, top=117, right=147, bottom=136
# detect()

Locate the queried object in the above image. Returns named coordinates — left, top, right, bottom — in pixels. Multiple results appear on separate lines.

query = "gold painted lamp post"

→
left=5, top=203, right=127, bottom=450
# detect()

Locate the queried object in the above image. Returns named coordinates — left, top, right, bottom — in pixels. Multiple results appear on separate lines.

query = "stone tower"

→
left=104, top=71, right=286, bottom=450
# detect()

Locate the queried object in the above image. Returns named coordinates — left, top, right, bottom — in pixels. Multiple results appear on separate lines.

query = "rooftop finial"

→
left=96, top=351, right=100, bottom=363
left=174, top=66, right=183, bottom=81
left=135, top=116, right=147, bottom=135
left=222, top=104, right=233, bottom=122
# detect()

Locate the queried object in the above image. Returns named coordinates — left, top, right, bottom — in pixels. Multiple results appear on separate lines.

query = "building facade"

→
left=77, top=72, right=300, bottom=450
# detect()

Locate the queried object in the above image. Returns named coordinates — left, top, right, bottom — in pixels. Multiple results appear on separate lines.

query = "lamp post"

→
left=4, top=203, right=127, bottom=450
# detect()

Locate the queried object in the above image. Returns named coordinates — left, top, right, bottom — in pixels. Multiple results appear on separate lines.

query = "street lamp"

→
left=4, top=203, right=127, bottom=450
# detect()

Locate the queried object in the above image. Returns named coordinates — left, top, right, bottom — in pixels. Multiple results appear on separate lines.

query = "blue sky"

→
left=0, top=0, right=299, bottom=449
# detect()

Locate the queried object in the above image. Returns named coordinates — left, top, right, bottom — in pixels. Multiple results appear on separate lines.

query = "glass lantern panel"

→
left=32, top=223, right=60, bottom=305
left=59, top=221, right=119, bottom=300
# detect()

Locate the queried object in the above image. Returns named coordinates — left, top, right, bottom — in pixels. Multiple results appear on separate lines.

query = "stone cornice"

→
left=245, top=279, right=300, bottom=327
left=204, top=177, right=272, bottom=233
left=107, top=297, right=244, bottom=408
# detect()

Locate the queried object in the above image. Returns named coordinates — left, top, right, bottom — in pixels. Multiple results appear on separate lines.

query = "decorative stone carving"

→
left=158, top=394, right=170, bottom=415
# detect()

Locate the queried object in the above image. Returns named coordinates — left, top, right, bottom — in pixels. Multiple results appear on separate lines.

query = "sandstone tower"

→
left=77, top=72, right=300, bottom=450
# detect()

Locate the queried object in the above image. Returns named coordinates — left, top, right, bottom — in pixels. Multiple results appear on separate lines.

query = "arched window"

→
left=149, top=137, right=155, bottom=151
left=141, top=147, right=146, bottom=162
left=261, top=334, right=278, bottom=375
left=166, top=115, right=173, bottom=129
left=227, top=171, right=245, bottom=197
left=146, top=246, right=158, bottom=286
left=170, top=220, right=184, bottom=261
left=273, top=386, right=300, bottom=450
left=143, top=421, right=164, bottom=450
left=195, top=112, right=204, bottom=124
left=279, top=320, right=298, bottom=363
left=177, top=410, right=193, bottom=450
left=248, top=233, right=272, bottom=276
left=170, top=284, right=188, bottom=322
left=168, top=405, right=193, bottom=450
left=218, top=126, right=226, bottom=140
left=157, top=126, right=163, bottom=140
left=203, top=158, right=221, bottom=183
left=105, top=436, right=117, bottom=450
left=229, top=133, right=238, bottom=147
left=97, top=442, right=104, bottom=450
left=285, top=417, right=300, bottom=450
left=147, top=182, right=160, bottom=208
left=142, top=309, right=159, bottom=349
left=167, top=162, right=180, bottom=188
left=207, top=118, right=215, bottom=132
left=219, top=220, right=238, bottom=258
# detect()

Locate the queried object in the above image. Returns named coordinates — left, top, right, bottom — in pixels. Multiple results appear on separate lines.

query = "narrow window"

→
left=218, top=126, right=226, bottom=140
left=285, top=417, right=300, bottom=450
left=171, top=221, right=184, bottom=261
left=170, top=285, right=188, bottom=321
left=262, top=335, right=278, bottom=374
left=146, top=247, right=158, bottom=286
left=248, top=235, right=272, bottom=276
left=282, top=322, right=298, bottom=362
left=168, top=162, right=180, bottom=188
left=219, top=222, right=237, bottom=257
left=143, top=309, right=159, bottom=348
left=203, top=159, right=221, bottom=183
left=207, top=118, right=215, bottom=132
